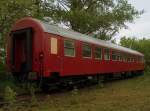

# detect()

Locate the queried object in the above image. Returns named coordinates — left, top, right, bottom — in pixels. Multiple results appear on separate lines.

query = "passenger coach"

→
left=6, top=17, right=144, bottom=85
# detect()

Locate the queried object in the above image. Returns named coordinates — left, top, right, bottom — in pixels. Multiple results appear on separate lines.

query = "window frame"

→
left=123, top=53, right=126, bottom=62
left=123, top=53, right=128, bottom=62
left=117, top=51, right=122, bottom=61
left=82, top=43, right=92, bottom=58
left=131, top=57, right=135, bottom=62
left=127, top=55, right=132, bottom=62
left=104, top=48, right=110, bottom=60
left=94, top=46, right=102, bottom=60
left=64, top=39, right=75, bottom=57
left=112, top=50, right=117, bottom=61
left=142, top=56, right=145, bottom=63
left=138, top=56, right=143, bottom=63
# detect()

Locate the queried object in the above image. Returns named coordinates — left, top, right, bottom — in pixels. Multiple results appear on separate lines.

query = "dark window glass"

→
left=94, top=47, right=102, bottom=60
left=112, top=51, right=117, bottom=61
left=82, top=43, right=92, bottom=58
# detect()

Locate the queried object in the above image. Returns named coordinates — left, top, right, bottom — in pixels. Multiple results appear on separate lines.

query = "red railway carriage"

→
left=6, top=17, right=144, bottom=82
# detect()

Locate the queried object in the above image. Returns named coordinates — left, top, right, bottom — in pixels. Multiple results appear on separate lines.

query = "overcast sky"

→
left=118, top=0, right=150, bottom=40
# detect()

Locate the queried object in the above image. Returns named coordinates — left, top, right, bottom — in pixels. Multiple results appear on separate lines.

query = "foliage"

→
left=0, top=48, right=5, bottom=65
left=120, top=37, right=150, bottom=68
left=46, top=0, right=143, bottom=40
left=29, top=85, right=38, bottom=106
left=0, top=72, right=16, bottom=91
left=0, top=63, right=5, bottom=71
left=0, top=0, right=50, bottom=62
left=4, top=86, right=16, bottom=105
left=0, top=0, right=55, bottom=49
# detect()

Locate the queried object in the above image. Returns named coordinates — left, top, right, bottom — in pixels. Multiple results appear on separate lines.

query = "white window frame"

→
left=104, top=48, right=110, bottom=60
left=64, top=39, right=75, bottom=57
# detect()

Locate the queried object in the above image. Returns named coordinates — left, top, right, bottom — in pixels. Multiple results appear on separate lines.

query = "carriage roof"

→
left=35, top=18, right=143, bottom=56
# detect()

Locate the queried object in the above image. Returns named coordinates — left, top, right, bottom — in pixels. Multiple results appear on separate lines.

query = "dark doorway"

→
left=10, top=28, right=32, bottom=73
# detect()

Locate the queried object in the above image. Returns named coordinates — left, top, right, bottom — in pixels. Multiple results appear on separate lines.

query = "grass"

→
left=0, top=72, right=16, bottom=95
left=38, top=71, right=150, bottom=111
left=0, top=71, right=150, bottom=111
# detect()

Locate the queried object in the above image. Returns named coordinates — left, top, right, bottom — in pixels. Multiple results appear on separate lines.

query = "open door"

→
left=10, top=28, right=32, bottom=73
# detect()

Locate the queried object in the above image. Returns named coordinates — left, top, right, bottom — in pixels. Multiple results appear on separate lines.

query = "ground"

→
left=0, top=71, right=150, bottom=111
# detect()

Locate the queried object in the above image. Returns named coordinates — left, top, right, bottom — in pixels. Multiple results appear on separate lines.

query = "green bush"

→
left=0, top=72, right=16, bottom=93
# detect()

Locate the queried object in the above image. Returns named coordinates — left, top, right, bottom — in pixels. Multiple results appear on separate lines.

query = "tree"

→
left=120, top=36, right=138, bottom=48
left=0, top=0, right=46, bottom=45
left=120, top=37, right=150, bottom=69
left=45, top=0, right=143, bottom=40
left=0, top=0, right=49, bottom=64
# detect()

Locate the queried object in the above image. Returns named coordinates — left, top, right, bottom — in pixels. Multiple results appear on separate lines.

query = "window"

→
left=132, top=57, right=135, bottom=62
left=129, top=56, right=133, bottom=62
left=64, top=39, right=75, bottom=57
left=138, top=56, right=144, bottom=63
left=143, top=57, right=144, bottom=63
left=131, top=58, right=133, bottom=62
left=128, top=56, right=132, bottom=62
left=123, top=54, right=128, bottom=62
left=104, top=48, right=110, bottom=60
left=142, top=57, right=145, bottom=63
left=112, top=50, right=117, bottom=61
left=123, top=54, right=126, bottom=62
left=117, top=52, right=122, bottom=61
left=82, top=43, right=92, bottom=58
left=94, top=47, right=102, bottom=60
left=130, top=58, right=132, bottom=62
left=51, top=37, right=58, bottom=54
left=137, top=56, right=140, bottom=62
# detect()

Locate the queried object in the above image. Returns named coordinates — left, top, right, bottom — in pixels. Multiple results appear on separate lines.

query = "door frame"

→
left=10, top=27, right=33, bottom=72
